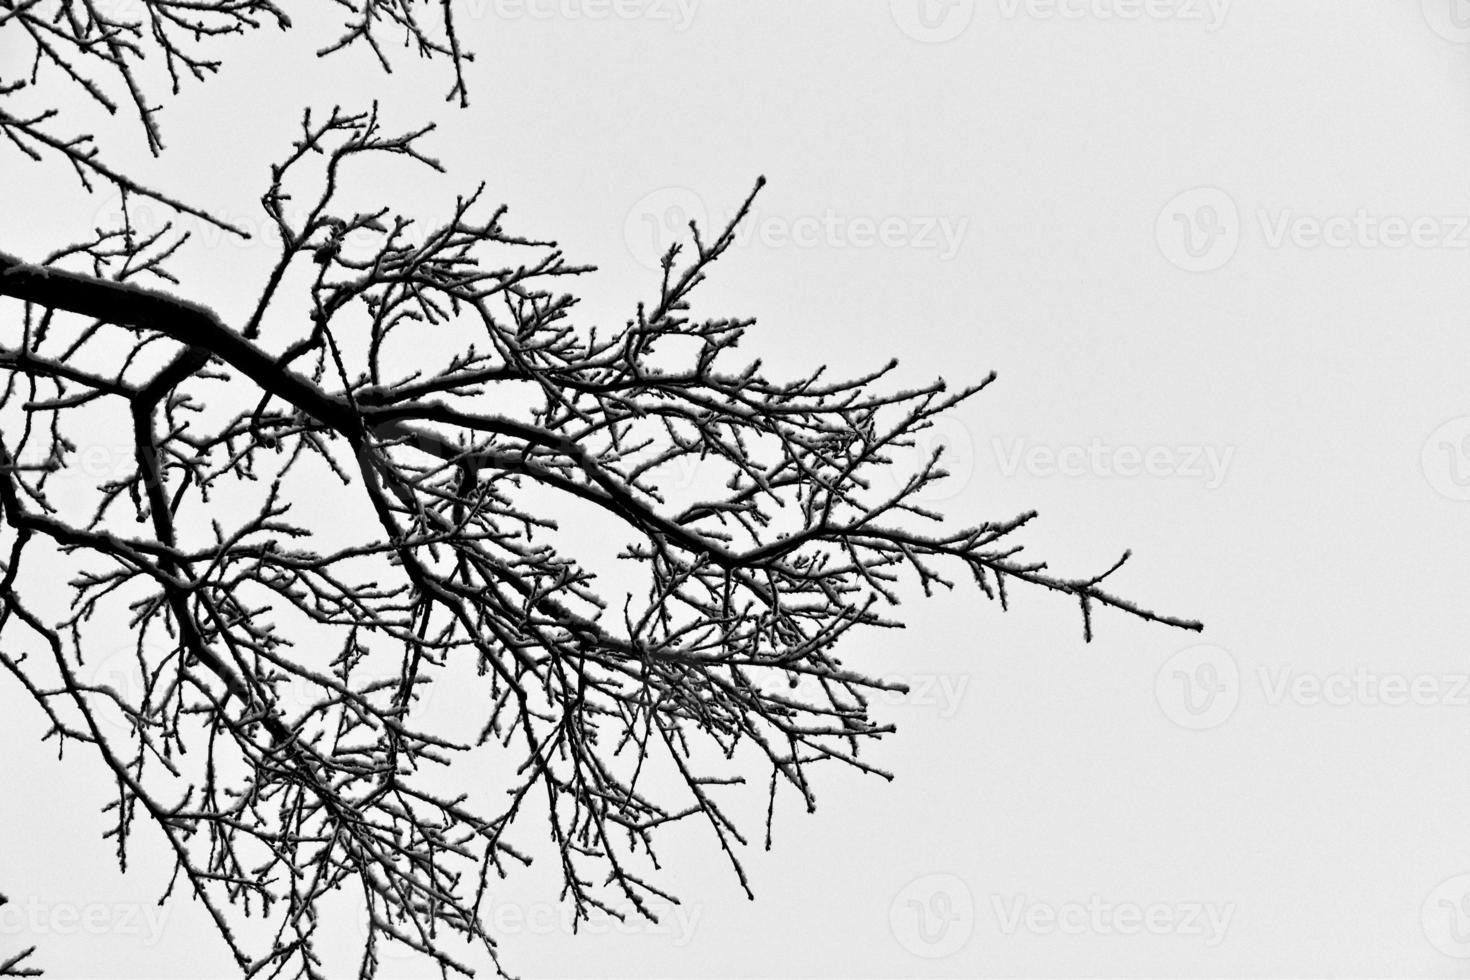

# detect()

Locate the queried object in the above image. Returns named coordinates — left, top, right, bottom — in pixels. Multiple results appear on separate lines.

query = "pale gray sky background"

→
left=5, top=1, right=1470, bottom=976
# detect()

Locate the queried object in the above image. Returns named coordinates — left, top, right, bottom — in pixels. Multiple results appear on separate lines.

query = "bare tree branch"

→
left=0, top=10, right=1200, bottom=978
left=0, top=895, right=41, bottom=977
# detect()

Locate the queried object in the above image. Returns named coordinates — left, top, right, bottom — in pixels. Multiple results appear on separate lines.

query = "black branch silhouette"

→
left=0, top=3, right=1201, bottom=977
left=0, top=896, right=40, bottom=978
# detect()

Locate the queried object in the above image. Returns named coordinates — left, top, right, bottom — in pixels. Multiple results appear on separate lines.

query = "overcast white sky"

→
left=8, top=1, right=1470, bottom=977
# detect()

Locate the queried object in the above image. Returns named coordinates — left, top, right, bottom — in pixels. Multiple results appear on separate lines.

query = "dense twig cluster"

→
left=0, top=0, right=467, bottom=227
left=0, top=7, right=1200, bottom=978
